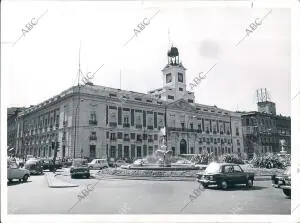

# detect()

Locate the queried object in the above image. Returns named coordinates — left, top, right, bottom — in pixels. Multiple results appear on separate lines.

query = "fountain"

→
left=155, top=137, right=173, bottom=167
left=278, top=139, right=287, bottom=156
left=121, top=127, right=199, bottom=171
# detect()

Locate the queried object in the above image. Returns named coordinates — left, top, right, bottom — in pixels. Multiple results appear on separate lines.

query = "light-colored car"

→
left=7, top=161, right=30, bottom=182
left=133, top=159, right=148, bottom=166
left=172, top=159, right=195, bottom=168
left=88, top=159, right=109, bottom=170
left=114, top=160, right=126, bottom=168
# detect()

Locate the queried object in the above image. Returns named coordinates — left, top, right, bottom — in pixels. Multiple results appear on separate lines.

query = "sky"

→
left=2, top=1, right=291, bottom=116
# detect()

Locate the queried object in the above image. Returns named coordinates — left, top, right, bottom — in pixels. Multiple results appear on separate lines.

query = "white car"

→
left=88, top=159, right=109, bottom=169
left=7, top=161, right=30, bottom=182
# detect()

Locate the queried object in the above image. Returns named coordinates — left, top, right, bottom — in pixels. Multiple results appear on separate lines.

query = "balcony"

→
left=136, top=139, right=142, bottom=143
left=123, top=123, right=130, bottom=128
left=147, top=126, right=154, bottom=130
left=124, top=137, right=130, bottom=141
left=89, top=136, right=97, bottom=141
left=110, top=137, right=116, bottom=141
left=89, top=120, right=98, bottom=125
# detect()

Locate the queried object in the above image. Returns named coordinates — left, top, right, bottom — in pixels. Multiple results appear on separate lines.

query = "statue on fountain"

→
left=155, top=134, right=173, bottom=167
left=279, top=139, right=287, bottom=155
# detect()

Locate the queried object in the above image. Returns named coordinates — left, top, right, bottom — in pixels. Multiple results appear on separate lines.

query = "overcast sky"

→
left=2, top=2, right=291, bottom=116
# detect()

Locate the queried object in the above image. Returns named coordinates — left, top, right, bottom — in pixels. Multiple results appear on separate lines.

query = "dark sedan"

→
left=271, top=166, right=291, bottom=197
left=196, top=162, right=255, bottom=190
left=70, top=158, right=90, bottom=178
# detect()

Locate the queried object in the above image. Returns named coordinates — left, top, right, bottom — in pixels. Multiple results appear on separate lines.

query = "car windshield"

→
left=284, top=166, right=291, bottom=175
left=90, top=160, right=97, bottom=164
left=205, top=163, right=221, bottom=173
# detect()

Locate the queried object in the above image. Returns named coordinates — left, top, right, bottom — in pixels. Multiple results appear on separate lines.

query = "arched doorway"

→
left=180, top=139, right=187, bottom=154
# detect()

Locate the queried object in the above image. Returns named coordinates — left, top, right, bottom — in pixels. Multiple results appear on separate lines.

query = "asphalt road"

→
left=7, top=170, right=290, bottom=214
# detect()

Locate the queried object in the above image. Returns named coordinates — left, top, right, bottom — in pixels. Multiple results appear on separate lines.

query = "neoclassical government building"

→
left=15, top=47, right=244, bottom=159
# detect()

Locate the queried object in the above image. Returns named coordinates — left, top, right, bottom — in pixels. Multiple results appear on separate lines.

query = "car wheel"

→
left=220, top=180, right=228, bottom=190
left=89, top=166, right=93, bottom=170
left=246, top=179, right=253, bottom=188
left=8, top=179, right=13, bottom=183
left=201, top=183, right=208, bottom=189
left=283, top=189, right=291, bottom=197
left=23, top=174, right=29, bottom=182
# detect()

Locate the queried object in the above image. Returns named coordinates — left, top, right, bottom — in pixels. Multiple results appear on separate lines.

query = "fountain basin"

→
left=121, top=165, right=200, bottom=171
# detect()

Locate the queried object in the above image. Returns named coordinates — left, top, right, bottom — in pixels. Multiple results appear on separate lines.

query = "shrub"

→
left=250, top=153, right=289, bottom=169
left=218, top=154, right=244, bottom=164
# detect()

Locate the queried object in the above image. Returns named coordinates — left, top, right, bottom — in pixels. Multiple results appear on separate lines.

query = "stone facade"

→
left=242, top=111, right=291, bottom=158
left=13, top=46, right=245, bottom=159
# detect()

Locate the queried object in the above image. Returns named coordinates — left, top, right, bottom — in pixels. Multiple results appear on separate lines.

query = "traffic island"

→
left=94, top=167, right=277, bottom=182
left=45, top=172, right=79, bottom=188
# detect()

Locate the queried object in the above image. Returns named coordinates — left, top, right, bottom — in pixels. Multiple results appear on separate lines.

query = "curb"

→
left=44, top=173, right=79, bottom=188
left=94, top=174, right=272, bottom=182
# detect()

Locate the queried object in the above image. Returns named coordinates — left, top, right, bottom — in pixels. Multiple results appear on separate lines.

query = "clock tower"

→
left=148, top=46, right=195, bottom=103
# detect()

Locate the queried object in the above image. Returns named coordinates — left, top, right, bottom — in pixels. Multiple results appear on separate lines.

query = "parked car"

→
left=114, top=160, right=127, bottom=168
left=24, top=159, right=43, bottom=175
left=7, top=161, right=30, bottom=182
left=88, top=159, right=109, bottom=169
left=108, top=158, right=116, bottom=167
left=271, top=166, right=291, bottom=197
left=40, top=158, right=62, bottom=171
left=133, top=159, right=148, bottom=166
left=62, top=158, right=73, bottom=167
left=70, top=158, right=90, bottom=178
left=196, top=162, right=255, bottom=190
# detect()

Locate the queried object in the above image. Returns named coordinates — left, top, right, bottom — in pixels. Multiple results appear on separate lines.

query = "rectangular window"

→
left=154, top=112, right=157, bottom=128
left=149, top=146, right=153, bottom=155
left=178, top=73, right=183, bottom=82
left=143, top=134, right=147, bottom=140
left=117, top=132, right=123, bottom=139
left=110, top=146, right=116, bottom=158
left=154, top=134, right=158, bottom=140
left=118, top=107, right=122, bottom=125
left=179, top=87, right=183, bottom=91
left=130, top=133, right=135, bottom=140
left=166, top=73, right=172, bottom=83
left=131, top=145, right=135, bottom=157
left=137, top=146, right=142, bottom=157
left=124, top=146, right=129, bottom=157
left=131, top=109, right=135, bottom=126
left=143, top=145, right=147, bottom=157
left=168, top=95, right=174, bottom=100
left=143, top=111, right=146, bottom=127
left=236, top=127, right=239, bottom=136
left=188, top=99, right=193, bottom=103
left=190, top=123, right=193, bottom=130
left=181, top=123, right=185, bottom=130
left=118, top=144, right=122, bottom=158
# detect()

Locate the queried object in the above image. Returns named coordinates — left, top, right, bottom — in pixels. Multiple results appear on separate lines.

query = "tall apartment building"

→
left=14, top=47, right=244, bottom=159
